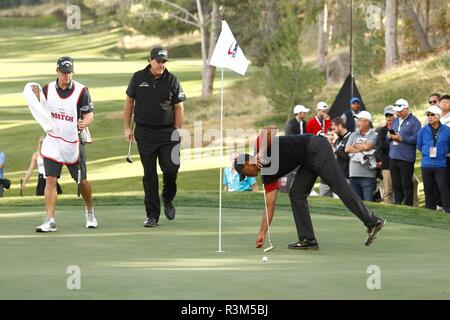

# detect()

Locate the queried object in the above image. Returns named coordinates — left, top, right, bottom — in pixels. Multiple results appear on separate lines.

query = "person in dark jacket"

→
left=341, top=96, right=362, bottom=133
left=285, top=105, right=309, bottom=135
left=331, top=117, right=351, bottom=180
left=376, top=106, right=395, bottom=204
left=387, top=99, right=421, bottom=206
left=123, top=47, right=186, bottom=227
left=282, top=105, right=310, bottom=193
left=417, top=105, right=450, bottom=213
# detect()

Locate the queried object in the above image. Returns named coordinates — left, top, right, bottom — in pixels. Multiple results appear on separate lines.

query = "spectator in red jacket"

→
left=306, top=101, right=331, bottom=135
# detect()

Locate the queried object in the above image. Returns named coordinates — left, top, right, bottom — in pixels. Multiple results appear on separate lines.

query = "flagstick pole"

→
left=217, top=67, right=225, bottom=253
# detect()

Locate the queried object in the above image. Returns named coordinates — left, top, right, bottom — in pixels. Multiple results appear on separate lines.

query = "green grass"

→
left=0, top=14, right=64, bottom=29
left=1, top=204, right=450, bottom=299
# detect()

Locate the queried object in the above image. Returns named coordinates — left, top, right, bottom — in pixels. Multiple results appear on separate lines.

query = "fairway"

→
left=1, top=205, right=450, bottom=300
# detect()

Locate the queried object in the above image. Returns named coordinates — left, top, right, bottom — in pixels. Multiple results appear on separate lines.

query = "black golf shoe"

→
left=288, top=239, right=319, bottom=250
left=144, top=217, right=159, bottom=227
left=164, top=201, right=176, bottom=220
left=364, top=218, right=386, bottom=246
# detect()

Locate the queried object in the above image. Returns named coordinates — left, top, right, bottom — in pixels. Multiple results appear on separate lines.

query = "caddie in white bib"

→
left=40, top=80, right=85, bottom=164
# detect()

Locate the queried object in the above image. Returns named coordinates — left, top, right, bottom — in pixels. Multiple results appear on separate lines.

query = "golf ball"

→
left=262, top=256, right=268, bottom=262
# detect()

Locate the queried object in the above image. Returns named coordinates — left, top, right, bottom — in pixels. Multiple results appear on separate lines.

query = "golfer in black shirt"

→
left=234, top=133, right=386, bottom=249
left=124, top=48, right=185, bottom=227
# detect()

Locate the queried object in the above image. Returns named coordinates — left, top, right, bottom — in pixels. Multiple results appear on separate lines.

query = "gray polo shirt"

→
left=346, top=129, right=378, bottom=178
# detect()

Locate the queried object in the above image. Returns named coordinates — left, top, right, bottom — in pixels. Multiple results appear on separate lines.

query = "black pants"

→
left=422, top=167, right=450, bottom=212
left=135, top=125, right=180, bottom=220
left=389, top=159, right=414, bottom=206
left=288, top=136, right=378, bottom=241
left=448, top=157, right=450, bottom=188
left=36, top=174, right=62, bottom=196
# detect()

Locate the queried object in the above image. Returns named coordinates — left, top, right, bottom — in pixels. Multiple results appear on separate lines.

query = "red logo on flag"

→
left=227, top=43, right=238, bottom=58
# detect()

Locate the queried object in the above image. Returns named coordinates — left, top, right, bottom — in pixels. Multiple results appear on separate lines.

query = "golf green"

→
left=1, top=205, right=449, bottom=299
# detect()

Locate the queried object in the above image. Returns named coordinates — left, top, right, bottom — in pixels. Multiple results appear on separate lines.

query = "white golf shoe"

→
left=36, top=217, right=57, bottom=233
left=85, top=210, right=98, bottom=229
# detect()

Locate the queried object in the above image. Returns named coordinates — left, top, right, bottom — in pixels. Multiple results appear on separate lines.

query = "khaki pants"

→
left=381, top=170, right=393, bottom=204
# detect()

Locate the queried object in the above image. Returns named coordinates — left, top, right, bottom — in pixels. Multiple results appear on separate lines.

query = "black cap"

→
left=57, top=56, right=74, bottom=73
left=150, top=47, right=169, bottom=61
left=234, top=153, right=251, bottom=181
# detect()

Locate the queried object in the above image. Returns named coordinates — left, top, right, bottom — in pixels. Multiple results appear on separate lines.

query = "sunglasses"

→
left=426, top=113, right=437, bottom=117
left=429, top=100, right=438, bottom=104
left=385, top=114, right=394, bottom=117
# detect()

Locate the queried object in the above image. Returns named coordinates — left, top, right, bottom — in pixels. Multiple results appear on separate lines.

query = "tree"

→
left=83, top=0, right=220, bottom=97
left=317, top=2, right=329, bottom=71
left=385, top=0, right=398, bottom=69
left=222, top=0, right=279, bottom=67
left=402, top=0, right=432, bottom=52
left=264, top=0, right=324, bottom=122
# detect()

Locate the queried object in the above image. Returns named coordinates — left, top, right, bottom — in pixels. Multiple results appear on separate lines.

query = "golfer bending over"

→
left=234, top=131, right=386, bottom=250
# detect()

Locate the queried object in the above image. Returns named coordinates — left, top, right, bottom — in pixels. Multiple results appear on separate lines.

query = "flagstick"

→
left=217, top=67, right=225, bottom=253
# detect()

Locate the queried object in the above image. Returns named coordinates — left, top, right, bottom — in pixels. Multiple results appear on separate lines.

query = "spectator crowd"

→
left=283, top=94, right=450, bottom=213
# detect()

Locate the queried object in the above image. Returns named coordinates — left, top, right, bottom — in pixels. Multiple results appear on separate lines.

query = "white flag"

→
left=209, top=20, right=248, bottom=76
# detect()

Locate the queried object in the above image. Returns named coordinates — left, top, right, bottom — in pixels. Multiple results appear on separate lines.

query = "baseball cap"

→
left=234, top=153, right=250, bottom=181
left=425, top=105, right=442, bottom=116
left=355, top=110, right=372, bottom=122
left=350, top=97, right=361, bottom=104
left=384, top=105, right=395, bottom=115
left=57, top=56, right=74, bottom=73
left=393, top=98, right=409, bottom=111
left=150, top=47, right=169, bottom=61
left=316, top=101, right=328, bottom=110
left=293, top=105, right=310, bottom=114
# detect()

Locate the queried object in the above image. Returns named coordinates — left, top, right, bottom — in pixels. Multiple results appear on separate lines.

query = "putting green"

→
left=1, top=205, right=449, bottom=299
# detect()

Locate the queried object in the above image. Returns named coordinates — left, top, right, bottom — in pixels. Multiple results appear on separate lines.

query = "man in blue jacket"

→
left=387, top=99, right=421, bottom=206
left=417, top=105, right=450, bottom=213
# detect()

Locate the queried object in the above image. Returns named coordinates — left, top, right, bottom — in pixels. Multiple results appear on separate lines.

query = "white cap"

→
left=393, top=98, right=409, bottom=111
left=316, top=101, right=328, bottom=110
left=384, top=105, right=395, bottom=115
left=293, top=105, right=310, bottom=114
left=355, top=110, right=372, bottom=122
left=425, top=105, right=442, bottom=117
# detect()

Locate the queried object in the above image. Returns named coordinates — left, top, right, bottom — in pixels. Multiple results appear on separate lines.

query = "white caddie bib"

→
left=40, top=81, right=85, bottom=164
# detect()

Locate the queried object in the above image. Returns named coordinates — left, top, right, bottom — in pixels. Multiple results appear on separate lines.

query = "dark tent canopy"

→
left=328, top=74, right=366, bottom=119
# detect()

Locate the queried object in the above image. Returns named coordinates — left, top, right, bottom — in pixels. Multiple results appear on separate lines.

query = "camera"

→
left=0, top=178, right=11, bottom=189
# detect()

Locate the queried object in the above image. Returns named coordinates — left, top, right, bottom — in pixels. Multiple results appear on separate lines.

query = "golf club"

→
left=77, top=106, right=90, bottom=197
left=262, top=184, right=274, bottom=252
left=126, top=121, right=134, bottom=163
left=20, top=179, right=23, bottom=197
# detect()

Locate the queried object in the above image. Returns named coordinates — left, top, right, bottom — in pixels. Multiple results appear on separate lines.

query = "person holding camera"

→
left=387, top=99, right=421, bottom=207
left=32, top=57, right=97, bottom=232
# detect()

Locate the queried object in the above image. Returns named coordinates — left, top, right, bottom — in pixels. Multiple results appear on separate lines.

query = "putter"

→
left=20, top=179, right=23, bottom=197
left=126, top=121, right=134, bottom=163
left=77, top=106, right=90, bottom=198
left=262, top=184, right=275, bottom=252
